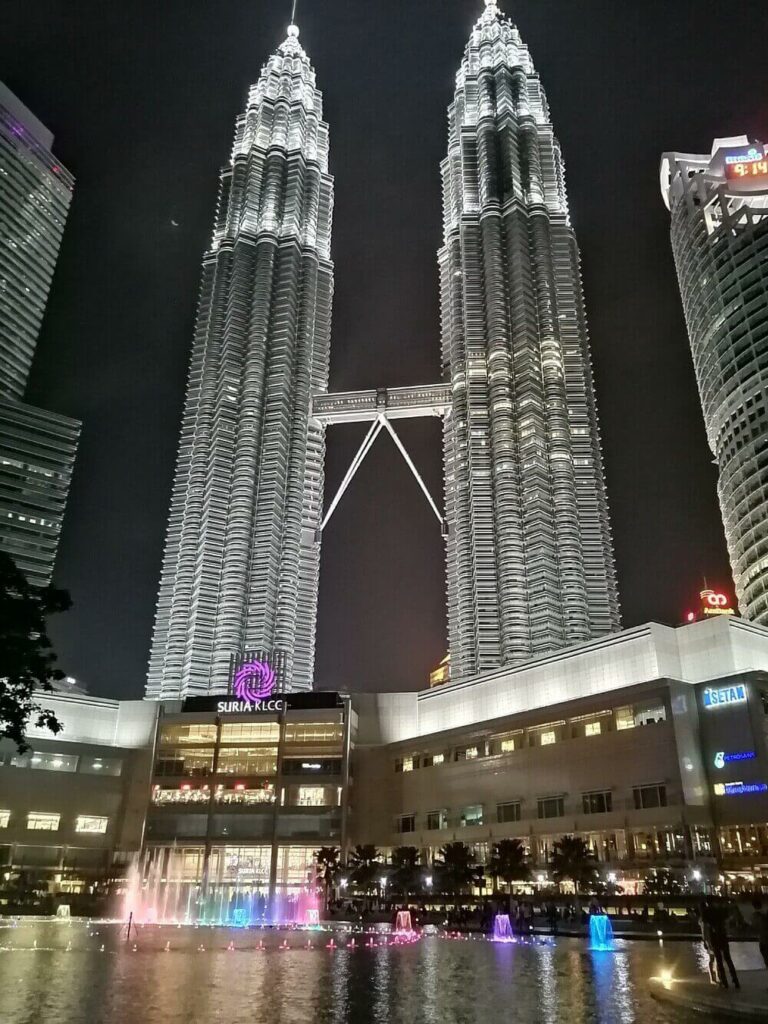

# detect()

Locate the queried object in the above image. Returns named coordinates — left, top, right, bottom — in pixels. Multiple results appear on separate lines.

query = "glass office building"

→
left=661, top=137, right=768, bottom=625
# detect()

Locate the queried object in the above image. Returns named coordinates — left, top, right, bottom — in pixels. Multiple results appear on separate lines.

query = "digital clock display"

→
left=723, top=144, right=768, bottom=183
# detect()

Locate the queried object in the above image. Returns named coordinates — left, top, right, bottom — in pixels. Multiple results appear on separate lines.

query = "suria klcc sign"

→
left=702, top=683, right=747, bottom=709
left=216, top=659, right=286, bottom=713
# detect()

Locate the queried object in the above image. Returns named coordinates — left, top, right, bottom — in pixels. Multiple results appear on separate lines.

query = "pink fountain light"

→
left=233, top=660, right=276, bottom=702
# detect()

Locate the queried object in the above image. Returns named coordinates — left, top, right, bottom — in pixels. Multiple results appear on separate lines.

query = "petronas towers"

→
left=441, top=0, right=619, bottom=677
left=148, top=3, right=619, bottom=699
left=147, top=24, right=332, bottom=697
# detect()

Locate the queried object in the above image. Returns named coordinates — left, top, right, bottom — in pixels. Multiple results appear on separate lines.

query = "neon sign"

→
left=713, top=750, right=756, bottom=769
left=724, top=146, right=763, bottom=165
left=702, top=684, right=747, bottom=708
left=713, top=781, right=768, bottom=797
left=233, top=659, right=276, bottom=702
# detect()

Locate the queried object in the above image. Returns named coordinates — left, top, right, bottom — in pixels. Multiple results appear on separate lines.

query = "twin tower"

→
left=146, top=2, right=620, bottom=700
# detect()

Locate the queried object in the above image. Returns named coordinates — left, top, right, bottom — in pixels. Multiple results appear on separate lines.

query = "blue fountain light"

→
left=588, top=913, right=615, bottom=951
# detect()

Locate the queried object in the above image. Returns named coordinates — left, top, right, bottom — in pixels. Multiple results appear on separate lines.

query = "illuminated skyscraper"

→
left=661, top=136, right=768, bottom=625
left=440, top=1, right=620, bottom=678
left=0, top=82, right=80, bottom=586
left=147, top=23, right=333, bottom=698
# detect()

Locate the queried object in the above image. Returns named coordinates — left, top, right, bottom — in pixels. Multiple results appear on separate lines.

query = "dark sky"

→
left=3, top=1, right=767, bottom=700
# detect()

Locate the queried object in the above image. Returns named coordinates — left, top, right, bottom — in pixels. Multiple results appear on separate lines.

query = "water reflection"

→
left=0, top=921, right=707, bottom=1024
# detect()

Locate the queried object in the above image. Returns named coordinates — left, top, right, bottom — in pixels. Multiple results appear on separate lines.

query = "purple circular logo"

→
left=233, top=660, right=276, bottom=702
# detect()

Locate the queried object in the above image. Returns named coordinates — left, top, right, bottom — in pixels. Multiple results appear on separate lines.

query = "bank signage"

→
left=713, top=781, right=768, bottom=797
left=702, top=683, right=747, bottom=708
left=713, top=750, right=756, bottom=769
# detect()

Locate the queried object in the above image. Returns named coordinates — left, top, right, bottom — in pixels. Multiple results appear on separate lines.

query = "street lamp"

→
left=536, top=874, right=546, bottom=885
left=379, top=876, right=388, bottom=890
left=607, top=872, right=617, bottom=884
left=339, top=877, right=348, bottom=890
left=424, top=875, right=433, bottom=889
left=692, top=869, right=701, bottom=882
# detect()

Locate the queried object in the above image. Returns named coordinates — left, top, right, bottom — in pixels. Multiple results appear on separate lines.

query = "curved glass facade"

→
left=661, top=138, right=768, bottom=624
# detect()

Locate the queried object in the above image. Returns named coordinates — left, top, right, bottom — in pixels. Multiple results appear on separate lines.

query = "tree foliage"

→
left=489, top=838, right=529, bottom=889
left=550, top=835, right=600, bottom=893
left=348, top=844, right=381, bottom=891
left=390, top=846, right=421, bottom=896
left=0, top=552, right=70, bottom=750
left=435, top=842, right=484, bottom=894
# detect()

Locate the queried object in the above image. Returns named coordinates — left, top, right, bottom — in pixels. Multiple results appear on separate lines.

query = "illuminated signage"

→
left=713, top=781, right=768, bottom=797
left=723, top=144, right=768, bottom=183
left=713, top=750, right=756, bottom=769
left=301, top=763, right=322, bottom=770
left=700, top=589, right=735, bottom=617
left=702, top=684, right=747, bottom=708
left=216, top=698, right=286, bottom=714
left=232, top=659, right=276, bottom=702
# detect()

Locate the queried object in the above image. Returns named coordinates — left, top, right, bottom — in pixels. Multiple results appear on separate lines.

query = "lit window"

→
left=460, top=805, right=483, bottom=827
left=27, top=812, right=60, bottom=831
left=615, top=706, right=635, bottom=731
left=585, top=722, right=601, bottom=737
left=295, top=786, right=327, bottom=807
left=0, top=810, right=9, bottom=828
left=500, top=739, right=516, bottom=753
left=75, top=816, right=108, bottom=834
left=11, top=751, right=78, bottom=772
left=81, top=757, right=122, bottom=777
left=402, top=756, right=414, bottom=773
left=540, top=731, right=556, bottom=746
left=432, top=753, right=445, bottom=766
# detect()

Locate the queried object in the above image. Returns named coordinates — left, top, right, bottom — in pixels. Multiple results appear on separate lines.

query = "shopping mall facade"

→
left=1, top=616, right=768, bottom=910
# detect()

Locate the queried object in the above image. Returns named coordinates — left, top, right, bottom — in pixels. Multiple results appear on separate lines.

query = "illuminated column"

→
left=147, top=22, right=333, bottom=697
left=661, top=138, right=768, bottom=625
left=441, top=1, right=620, bottom=678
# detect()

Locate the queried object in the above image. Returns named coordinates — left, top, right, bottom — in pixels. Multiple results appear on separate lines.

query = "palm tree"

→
left=314, top=846, right=341, bottom=910
left=488, top=838, right=529, bottom=892
left=347, top=844, right=381, bottom=893
left=550, top=835, right=599, bottom=894
left=390, top=846, right=420, bottom=898
left=435, top=842, right=484, bottom=895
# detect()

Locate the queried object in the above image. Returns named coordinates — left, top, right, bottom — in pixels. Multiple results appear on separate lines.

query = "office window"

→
left=221, top=722, right=280, bottom=744
left=159, top=723, right=217, bottom=745
left=27, top=812, right=60, bottom=831
left=633, top=784, right=667, bottom=810
left=401, top=756, right=415, bottom=773
left=282, top=722, right=342, bottom=745
left=455, top=746, right=478, bottom=762
left=75, top=815, right=108, bottom=834
left=537, top=797, right=564, bottom=820
left=80, top=757, right=122, bottom=777
left=500, top=738, right=516, bottom=753
left=460, top=805, right=483, bottom=827
left=615, top=706, right=635, bottom=731
left=397, top=814, right=415, bottom=834
left=0, top=810, right=9, bottom=828
left=582, top=791, right=612, bottom=815
left=428, top=753, right=445, bottom=766
left=12, top=751, right=78, bottom=773
left=540, top=731, right=556, bottom=746
left=497, top=801, right=521, bottom=823
left=426, top=809, right=447, bottom=830
left=294, top=786, right=328, bottom=807
left=585, top=722, right=602, bottom=737
left=217, top=748, right=278, bottom=776
left=635, top=702, right=666, bottom=726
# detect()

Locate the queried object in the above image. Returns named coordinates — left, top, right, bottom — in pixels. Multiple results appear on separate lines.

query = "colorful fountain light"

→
left=305, top=908, right=320, bottom=928
left=392, top=910, right=419, bottom=943
left=233, top=660, right=276, bottom=702
left=491, top=914, right=515, bottom=943
left=588, top=913, right=615, bottom=951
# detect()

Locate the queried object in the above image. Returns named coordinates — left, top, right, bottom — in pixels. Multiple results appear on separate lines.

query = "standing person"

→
left=698, top=900, right=718, bottom=985
left=752, top=898, right=768, bottom=969
left=708, top=897, right=740, bottom=990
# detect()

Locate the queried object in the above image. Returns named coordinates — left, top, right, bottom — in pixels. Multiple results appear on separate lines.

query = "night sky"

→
left=3, top=1, right=767, bottom=700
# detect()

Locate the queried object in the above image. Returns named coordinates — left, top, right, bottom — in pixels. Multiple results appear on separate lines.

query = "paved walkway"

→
left=650, top=968, right=768, bottom=1020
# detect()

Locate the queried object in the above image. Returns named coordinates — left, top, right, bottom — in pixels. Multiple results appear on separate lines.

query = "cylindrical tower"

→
left=661, top=137, right=768, bottom=624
